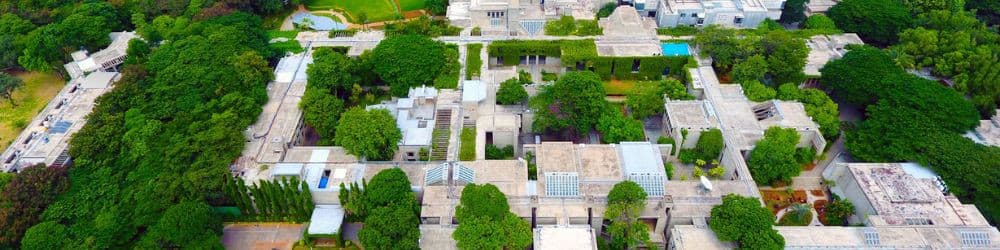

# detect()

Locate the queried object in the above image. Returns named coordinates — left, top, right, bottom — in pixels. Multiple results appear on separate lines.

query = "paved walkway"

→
left=222, top=223, right=306, bottom=250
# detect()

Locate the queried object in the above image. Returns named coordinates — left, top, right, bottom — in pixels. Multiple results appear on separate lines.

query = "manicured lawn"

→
left=266, top=30, right=304, bottom=54
left=465, top=43, right=482, bottom=80
left=398, top=0, right=427, bottom=11
left=306, top=0, right=399, bottom=22
left=603, top=80, right=660, bottom=95
left=0, top=72, right=64, bottom=149
left=459, top=128, right=476, bottom=161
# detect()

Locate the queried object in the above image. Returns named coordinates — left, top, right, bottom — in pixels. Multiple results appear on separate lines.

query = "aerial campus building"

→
left=445, top=0, right=786, bottom=34
left=1, top=32, right=136, bottom=172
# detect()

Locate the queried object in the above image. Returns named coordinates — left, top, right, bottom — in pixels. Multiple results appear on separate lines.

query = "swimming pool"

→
left=661, top=43, right=691, bottom=56
left=292, top=13, right=347, bottom=31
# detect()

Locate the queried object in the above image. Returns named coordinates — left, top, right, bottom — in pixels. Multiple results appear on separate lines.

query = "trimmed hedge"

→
left=487, top=39, right=596, bottom=67
left=593, top=56, right=689, bottom=81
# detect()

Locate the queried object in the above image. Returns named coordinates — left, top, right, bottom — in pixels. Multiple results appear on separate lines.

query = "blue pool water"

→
left=661, top=43, right=691, bottom=56
left=292, top=13, right=347, bottom=31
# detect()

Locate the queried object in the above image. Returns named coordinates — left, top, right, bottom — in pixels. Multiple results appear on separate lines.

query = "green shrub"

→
left=541, top=71, right=558, bottom=82
left=434, top=44, right=460, bottom=89
left=664, top=162, right=675, bottom=179
left=497, top=78, right=528, bottom=105
left=592, top=56, right=689, bottom=81
left=486, top=144, right=515, bottom=159
left=460, top=128, right=476, bottom=161
left=525, top=152, right=538, bottom=180
left=471, top=27, right=482, bottom=36
left=679, top=129, right=723, bottom=163
left=544, top=16, right=602, bottom=36
left=466, top=43, right=483, bottom=80
left=597, top=3, right=617, bottom=18
left=795, top=147, right=816, bottom=164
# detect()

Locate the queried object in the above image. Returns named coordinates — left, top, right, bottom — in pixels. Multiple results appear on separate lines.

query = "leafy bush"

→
left=485, top=144, right=515, bottom=159
left=679, top=129, right=724, bottom=163
left=708, top=166, right=725, bottom=179
left=383, top=16, right=461, bottom=37
left=794, top=147, right=816, bottom=165
left=596, top=113, right=646, bottom=143
left=541, top=71, right=558, bottom=82
left=496, top=78, right=528, bottom=105
left=802, top=14, right=839, bottom=30
left=597, top=3, right=617, bottom=18
left=664, top=162, right=675, bottom=179
left=544, top=16, right=602, bottom=36
left=742, top=80, right=776, bottom=101
left=460, top=128, right=476, bottom=161
left=434, top=44, right=461, bottom=89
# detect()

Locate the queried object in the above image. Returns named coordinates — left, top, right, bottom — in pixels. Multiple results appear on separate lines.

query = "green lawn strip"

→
left=459, top=127, right=476, bottom=161
left=465, top=43, right=483, bottom=80
left=434, top=45, right=460, bottom=89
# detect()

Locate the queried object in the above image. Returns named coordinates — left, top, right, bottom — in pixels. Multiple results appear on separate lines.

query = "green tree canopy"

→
left=308, top=47, right=355, bottom=92
left=138, top=201, right=223, bottom=249
left=530, top=71, right=610, bottom=138
left=300, top=88, right=345, bottom=146
left=371, top=35, right=447, bottom=96
left=0, top=165, right=69, bottom=248
left=496, top=78, right=528, bottom=105
left=802, top=14, right=839, bottom=30
left=828, top=0, right=913, bottom=45
left=597, top=112, right=646, bottom=144
left=359, top=205, right=421, bottom=250
left=335, top=107, right=403, bottom=161
left=0, top=73, right=23, bottom=106
left=779, top=0, right=808, bottom=24
left=452, top=183, right=532, bottom=250
left=747, top=127, right=802, bottom=185
left=731, top=55, right=768, bottom=84
left=761, top=31, right=808, bottom=84
left=604, top=181, right=651, bottom=249
left=20, top=221, right=70, bottom=250
left=710, top=194, right=784, bottom=250
left=819, top=46, right=906, bottom=106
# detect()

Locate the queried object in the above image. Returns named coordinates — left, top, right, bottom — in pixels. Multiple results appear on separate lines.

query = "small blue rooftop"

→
left=291, top=13, right=347, bottom=31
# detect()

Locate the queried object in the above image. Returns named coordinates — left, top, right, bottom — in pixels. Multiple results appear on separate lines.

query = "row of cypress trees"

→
left=223, top=176, right=315, bottom=222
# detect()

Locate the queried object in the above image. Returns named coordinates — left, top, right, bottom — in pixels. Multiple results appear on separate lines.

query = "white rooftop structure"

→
left=618, top=142, right=668, bottom=196
left=240, top=53, right=311, bottom=166
left=2, top=72, right=120, bottom=172
left=656, top=0, right=786, bottom=28
left=533, top=226, right=598, bottom=250
left=461, top=80, right=486, bottom=103
left=307, top=205, right=345, bottom=235
left=804, top=33, right=864, bottom=76
left=825, top=163, right=994, bottom=227
left=670, top=225, right=1000, bottom=249
left=64, top=31, right=137, bottom=79
left=367, top=86, right=439, bottom=147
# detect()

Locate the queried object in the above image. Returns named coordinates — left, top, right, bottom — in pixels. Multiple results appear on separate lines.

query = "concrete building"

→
left=2, top=72, right=120, bottom=172
left=238, top=53, right=311, bottom=175
left=64, top=32, right=137, bottom=79
left=825, top=163, right=994, bottom=227
left=804, top=33, right=864, bottom=78
left=596, top=6, right=664, bottom=57
left=656, top=0, right=785, bottom=28
left=534, top=226, right=599, bottom=250
left=967, top=110, right=1000, bottom=147
left=446, top=0, right=610, bottom=36
left=664, top=73, right=826, bottom=154
left=805, top=0, right=839, bottom=15
left=670, top=224, right=1000, bottom=249
left=367, top=86, right=439, bottom=161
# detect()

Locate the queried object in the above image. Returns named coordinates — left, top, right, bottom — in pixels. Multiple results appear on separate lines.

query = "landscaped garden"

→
left=306, top=0, right=400, bottom=22
left=0, top=72, right=63, bottom=149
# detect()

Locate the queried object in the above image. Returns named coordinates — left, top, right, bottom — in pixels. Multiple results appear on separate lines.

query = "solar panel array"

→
left=545, top=172, right=579, bottom=197
left=629, top=173, right=665, bottom=196
left=960, top=231, right=991, bottom=247
left=454, top=163, right=476, bottom=184
left=425, top=163, right=448, bottom=185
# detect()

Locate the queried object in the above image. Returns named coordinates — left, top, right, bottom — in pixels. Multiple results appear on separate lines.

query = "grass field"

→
left=398, top=0, right=426, bottom=11
left=0, top=72, right=64, bottom=150
left=306, top=0, right=400, bottom=22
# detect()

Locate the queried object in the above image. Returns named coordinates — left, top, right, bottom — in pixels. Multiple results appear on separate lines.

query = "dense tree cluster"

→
left=828, top=0, right=912, bottom=45
left=0, top=165, right=69, bottom=248
left=891, top=10, right=1000, bottom=116
left=453, top=184, right=532, bottom=249
left=777, top=84, right=841, bottom=140
left=747, top=127, right=803, bottom=186
left=341, top=168, right=421, bottom=249
left=695, top=26, right=809, bottom=85
left=222, top=177, right=314, bottom=222
left=1, top=0, right=299, bottom=72
left=710, top=194, right=785, bottom=249
left=20, top=12, right=274, bottom=248
left=821, top=47, right=1000, bottom=224
left=603, top=181, right=653, bottom=249
left=530, top=71, right=611, bottom=140
left=626, top=79, right=694, bottom=119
